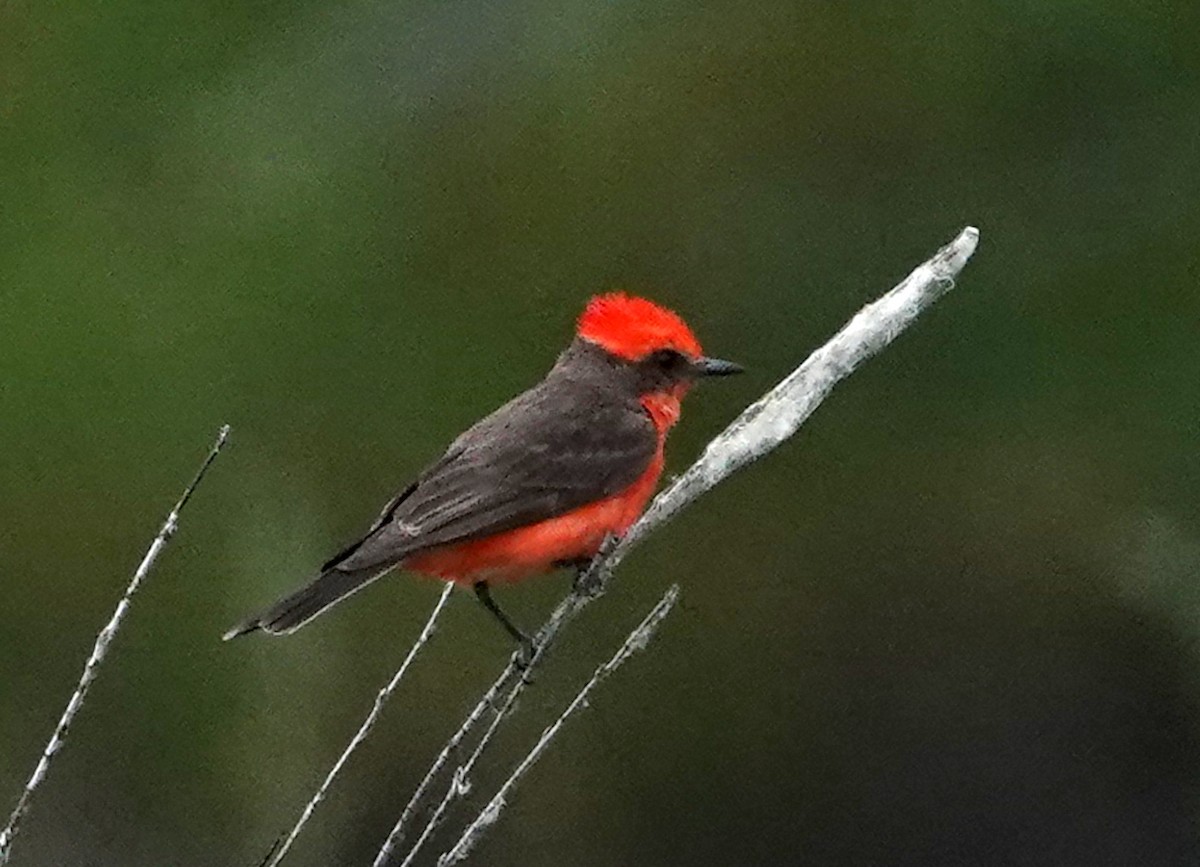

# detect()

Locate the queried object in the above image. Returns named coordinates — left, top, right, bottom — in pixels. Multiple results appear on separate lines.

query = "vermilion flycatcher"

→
left=224, top=293, right=741, bottom=644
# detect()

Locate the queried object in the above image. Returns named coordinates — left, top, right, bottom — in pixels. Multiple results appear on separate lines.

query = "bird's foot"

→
left=596, top=531, right=622, bottom=559
left=513, top=635, right=538, bottom=677
left=573, top=532, right=621, bottom=598
left=573, top=570, right=605, bottom=599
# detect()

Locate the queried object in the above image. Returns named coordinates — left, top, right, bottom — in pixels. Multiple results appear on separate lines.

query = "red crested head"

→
left=576, top=293, right=703, bottom=362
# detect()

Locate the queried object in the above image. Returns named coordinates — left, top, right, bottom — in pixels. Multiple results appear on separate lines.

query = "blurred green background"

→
left=3, top=1, right=1199, bottom=864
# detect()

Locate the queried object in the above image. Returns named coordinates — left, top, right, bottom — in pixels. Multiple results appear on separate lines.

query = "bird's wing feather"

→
left=326, top=382, right=656, bottom=574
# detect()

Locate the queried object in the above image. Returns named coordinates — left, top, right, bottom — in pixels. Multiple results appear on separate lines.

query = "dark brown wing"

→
left=325, top=379, right=656, bottom=574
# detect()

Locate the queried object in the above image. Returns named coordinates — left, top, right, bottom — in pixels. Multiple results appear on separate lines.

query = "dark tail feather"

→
left=222, top=566, right=389, bottom=640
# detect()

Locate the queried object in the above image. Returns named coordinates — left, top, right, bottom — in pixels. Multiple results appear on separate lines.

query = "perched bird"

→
left=223, top=293, right=741, bottom=645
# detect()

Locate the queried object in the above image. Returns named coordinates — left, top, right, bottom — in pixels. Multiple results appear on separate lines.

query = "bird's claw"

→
left=513, top=637, right=537, bottom=676
left=573, top=532, right=620, bottom=597
left=596, top=531, right=622, bottom=559
left=573, top=570, right=605, bottom=598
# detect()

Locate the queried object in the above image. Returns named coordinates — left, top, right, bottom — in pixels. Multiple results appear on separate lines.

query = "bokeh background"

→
left=3, top=1, right=1199, bottom=865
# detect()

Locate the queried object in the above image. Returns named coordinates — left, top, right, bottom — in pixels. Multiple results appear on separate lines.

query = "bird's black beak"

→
left=693, top=356, right=744, bottom=377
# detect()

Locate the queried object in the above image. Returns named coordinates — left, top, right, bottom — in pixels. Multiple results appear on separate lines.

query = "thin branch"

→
left=386, top=555, right=641, bottom=867
left=438, top=585, right=680, bottom=865
left=387, top=650, right=528, bottom=867
left=371, top=651, right=521, bottom=865
left=0, top=425, right=232, bottom=865
left=377, top=226, right=980, bottom=865
left=266, top=582, right=454, bottom=867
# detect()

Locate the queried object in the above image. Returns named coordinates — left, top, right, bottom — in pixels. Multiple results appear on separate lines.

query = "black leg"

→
left=474, top=581, right=532, bottom=648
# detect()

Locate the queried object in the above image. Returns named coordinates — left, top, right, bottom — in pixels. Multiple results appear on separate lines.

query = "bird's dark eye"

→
left=647, top=348, right=686, bottom=369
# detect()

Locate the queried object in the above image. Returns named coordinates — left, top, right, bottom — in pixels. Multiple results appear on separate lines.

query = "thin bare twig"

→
left=438, top=585, right=680, bottom=865
left=371, top=653, right=520, bottom=865
left=266, top=582, right=454, bottom=867
left=383, top=552, right=632, bottom=867
left=377, top=226, right=980, bottom=865
left=388, top=651, right=527, bottom=867
left=0, top=425, right=232, bottom=865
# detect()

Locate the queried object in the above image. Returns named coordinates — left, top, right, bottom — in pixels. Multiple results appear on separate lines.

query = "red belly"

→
left=406, top=455, right=663, bottom=585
